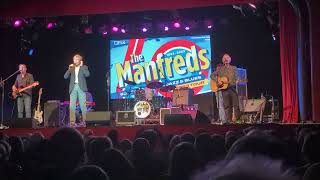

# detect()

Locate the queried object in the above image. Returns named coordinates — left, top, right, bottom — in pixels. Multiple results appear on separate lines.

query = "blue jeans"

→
left=216, top=91, right=227, bottom=123
left=70, top=84, right=87, bottom=124
left=17, top=94, right=32, bottom=118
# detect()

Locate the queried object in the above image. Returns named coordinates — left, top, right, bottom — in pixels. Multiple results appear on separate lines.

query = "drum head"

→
left=134, top=101, right=152, bottom=119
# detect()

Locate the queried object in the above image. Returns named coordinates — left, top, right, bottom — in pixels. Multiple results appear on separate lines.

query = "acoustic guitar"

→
left=12, top=81, right=39, bottom=99
left=210, top=76, right=229, bottom=92
left=33, top=88, right=43, bottom=124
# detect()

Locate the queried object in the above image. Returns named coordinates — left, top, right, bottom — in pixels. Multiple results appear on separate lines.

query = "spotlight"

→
left=164, top=26, right=169, bottom=31
left=102, top=31, right=108, bottom=35
left=272, top=34, right=276, bottom=41
left=142, top=28, right=148, bottom=32
left=83, top=26, right=93, bottom=34
left=248, top=3, right=257, bottom=9
left=46, top=22, right=56, bottom=29
left=185, top=26, right=190, bottom=30
left=173, top=22, right=180, bottom=28
left=13, top=19, right=22, bottom=28
left=121, top=29, right=126, bottom=33
left=207, top=25, right=212, bottom=29
left=112, top=26, right=119, bottom=32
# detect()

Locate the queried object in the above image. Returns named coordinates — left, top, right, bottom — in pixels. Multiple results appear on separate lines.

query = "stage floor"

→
left=1, top=123, right=317, bottom=140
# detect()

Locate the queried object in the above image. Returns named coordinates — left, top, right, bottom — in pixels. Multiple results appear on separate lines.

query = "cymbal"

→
left=146, top=81, right=163, bottom=89
left=160, top=85, right=176, bottom=92
left=124, top=80, right=136, bottom=85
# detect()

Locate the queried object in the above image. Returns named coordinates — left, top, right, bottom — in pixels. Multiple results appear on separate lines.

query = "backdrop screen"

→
left=110, top=35, right=212, bottom=99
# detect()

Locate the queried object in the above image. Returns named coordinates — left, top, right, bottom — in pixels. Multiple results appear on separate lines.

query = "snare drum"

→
left=134, top=101, right=152, bottom=119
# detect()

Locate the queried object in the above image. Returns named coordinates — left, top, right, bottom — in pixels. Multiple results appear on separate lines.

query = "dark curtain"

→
left=279, top=0, right=299, bottom=123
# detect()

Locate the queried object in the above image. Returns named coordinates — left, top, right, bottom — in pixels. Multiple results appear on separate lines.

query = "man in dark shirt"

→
left=210, top=54, right=240, bottom=123
left=12, top=64, right=34, bottom=118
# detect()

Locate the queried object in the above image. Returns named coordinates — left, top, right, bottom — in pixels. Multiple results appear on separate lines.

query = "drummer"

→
left=145, top=79, right=155, bottom=101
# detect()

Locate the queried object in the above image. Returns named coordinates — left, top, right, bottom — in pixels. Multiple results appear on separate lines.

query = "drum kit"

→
left=123, top=80, right=175, bottom=119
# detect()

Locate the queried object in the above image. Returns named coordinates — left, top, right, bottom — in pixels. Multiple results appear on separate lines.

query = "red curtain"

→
left=279, top=0, right=299, bottom=123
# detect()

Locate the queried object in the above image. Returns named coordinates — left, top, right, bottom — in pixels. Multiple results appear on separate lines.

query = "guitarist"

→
left=12, top=64, right=34, bottom=118
left=210, top=54, right=240, bottom=123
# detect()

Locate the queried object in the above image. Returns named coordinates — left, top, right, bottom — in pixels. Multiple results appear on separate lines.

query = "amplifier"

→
left=116, top=111, right=135, bottom=126
left=86, top=111, right=111, bottom=127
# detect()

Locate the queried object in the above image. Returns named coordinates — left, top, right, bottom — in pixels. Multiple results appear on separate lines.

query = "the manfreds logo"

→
left=115, top=45, right=210, bottom=88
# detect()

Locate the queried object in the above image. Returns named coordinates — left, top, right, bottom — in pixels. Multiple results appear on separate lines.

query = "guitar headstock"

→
left=33, top=81, right=40, bottom=86
left=39, top=88, right=43, bottom=95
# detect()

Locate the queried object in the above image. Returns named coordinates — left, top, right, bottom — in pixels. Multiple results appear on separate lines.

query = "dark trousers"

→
left=222, top=87, right=240, bottom=121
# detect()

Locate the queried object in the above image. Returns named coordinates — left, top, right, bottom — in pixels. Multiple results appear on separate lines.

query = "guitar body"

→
left=33, top=110, right=43, bottom=124
left=33, top=88, right=43, bottom=124
left=12, top=90, right=21, bottom=99
left=11, top=81, right=39, bottom=99
left=210, top=76, right=229, bottom=92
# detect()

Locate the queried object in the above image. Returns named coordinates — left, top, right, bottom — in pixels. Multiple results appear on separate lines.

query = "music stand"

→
left=0, top=70, right=20, bottom=129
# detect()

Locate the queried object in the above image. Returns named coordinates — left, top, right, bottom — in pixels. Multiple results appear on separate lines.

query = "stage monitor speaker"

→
left=10, top=118, right=33, bottom=128
left=44, top=100, right=61, bottom=127
left=116, top=111, right=135, bottom=126
left=160, top=108, right=171, bottom=125
left=164, top=114, right=193, bottom=125
left=85, top=111, right=111, bottom=127
left=194, top=110, right=210, bottom=124
left=172, top=88, right=193, bottom=106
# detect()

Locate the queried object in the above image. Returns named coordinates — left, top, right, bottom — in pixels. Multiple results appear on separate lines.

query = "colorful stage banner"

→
left=110, top=35, right=212, bottom=99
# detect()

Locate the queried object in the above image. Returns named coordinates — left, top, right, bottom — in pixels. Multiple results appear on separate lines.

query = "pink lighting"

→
left=13, top=20, right=22, bottom=27
left=164, top=26, right=169, bottom=31
left=142, top=28, right=147, bottom=32
left=46, top=22, right=55, bottom=29
left=185, top=26, right=190, bottom=30
left=249, top=3, right=257, bottom=9
left=112, top=26, right=119, bottom=32
left=207, top=25, right=212, bottom=29
left=121, top=28, right=126, bottom=33
left=173, top=22, right=180, bottom=28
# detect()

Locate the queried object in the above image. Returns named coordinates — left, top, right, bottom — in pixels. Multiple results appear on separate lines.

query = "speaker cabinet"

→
left=44, top=100, right=61, bottom=127
left=164, top=114, right=193, bottom=125
left=85, top=111, right=111, bottom=127
left=116, top=111, right=135, bottom=126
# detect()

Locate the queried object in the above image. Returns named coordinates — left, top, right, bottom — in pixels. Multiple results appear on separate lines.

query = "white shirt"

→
left=75, top=66, right=80, bottom=83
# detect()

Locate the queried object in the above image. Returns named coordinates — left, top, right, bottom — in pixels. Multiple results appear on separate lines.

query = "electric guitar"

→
left=33, top=88, right=43, bottom=124
left=12, top=81, right=39, bottom=99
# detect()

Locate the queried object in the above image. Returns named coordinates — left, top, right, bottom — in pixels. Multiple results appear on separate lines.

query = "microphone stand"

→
left=0, top=69, right=20, bottom=129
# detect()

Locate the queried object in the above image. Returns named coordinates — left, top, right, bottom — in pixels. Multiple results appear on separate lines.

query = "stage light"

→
left=121, top=28, right=126, bottom=33
left=164, top=26, right=169, bottom=31
left=272, top=34, right=276, bottom=41
left=207, top=25, right=212, bottom=29
left=185, top=26, right=190, bottom=30
left=28, top=49, right=34, bottom=56
left=248, top=3, right=257, bottom=9
left=173, top=22, right=180, bottom=28
left=102, top=31, right=108, bottom=35
left=46, top=22, right=56, bottom=29
left=13, top=20, right=22, bottom=28
left=112, top=26, right=119, bottom=32
left=142, top=28, right=148, bottom=32
left=83, top=26, right=93, bottom=34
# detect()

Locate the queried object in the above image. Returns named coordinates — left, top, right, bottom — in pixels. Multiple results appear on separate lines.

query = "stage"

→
left=0, top=123, right=316, bottom=140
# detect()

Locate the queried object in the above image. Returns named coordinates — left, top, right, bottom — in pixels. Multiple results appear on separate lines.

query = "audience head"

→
left=181, top=132, right=195, bottom=144
left=107, top=129, right=119, bottom=148
left=138, top=129, right=158, bottom=151
left=169, top=135, right=181, bottom=152
left=302, top=132, right=320, bottom=163
left=303, top=162, right=320, bottom=180
left=70, top=165, right=109, bottom=180
left=88, top=137, right=113, bottom=163
left=132, top=138, right=150, bottom=158
left=119, top=139, right=132, bottom=154
left=169, top=142, right=200, bottom=180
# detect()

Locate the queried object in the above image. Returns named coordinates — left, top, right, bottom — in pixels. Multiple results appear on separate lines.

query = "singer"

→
left=64, top=54, right=90, bottom=127
left=210, top=54, right=240, bottom=123
left=12, top=64, right=35, bottom=118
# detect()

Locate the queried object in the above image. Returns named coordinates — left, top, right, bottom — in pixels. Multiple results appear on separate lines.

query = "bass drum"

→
left=134, top=101, right=153, bottom=119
